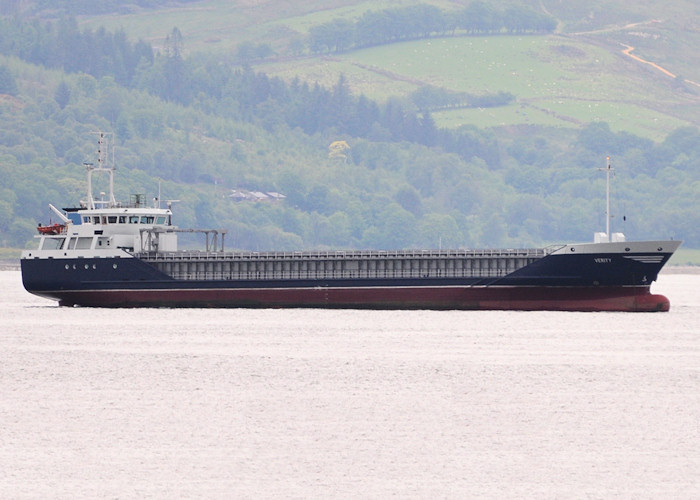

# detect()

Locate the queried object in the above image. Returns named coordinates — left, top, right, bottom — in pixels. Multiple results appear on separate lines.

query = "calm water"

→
left=1, top=271, right=699, bottom=498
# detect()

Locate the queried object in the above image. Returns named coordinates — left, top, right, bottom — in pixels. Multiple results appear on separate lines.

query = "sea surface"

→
left=1, top=270, right=699, bottom=498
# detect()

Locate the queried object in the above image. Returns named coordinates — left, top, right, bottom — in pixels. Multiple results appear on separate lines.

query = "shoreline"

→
left=659, top=265, right=700, bottom=275
left=0, top=260, right=19, bottom=271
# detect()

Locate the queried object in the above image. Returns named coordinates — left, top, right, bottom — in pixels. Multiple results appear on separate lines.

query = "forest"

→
left=0, top=3, right=698, bottom=255
left=307, top=3, right=556, bottom=54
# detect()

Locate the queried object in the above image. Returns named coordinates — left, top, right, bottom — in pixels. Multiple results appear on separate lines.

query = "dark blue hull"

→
left=20, top=249, right=676, bottom=311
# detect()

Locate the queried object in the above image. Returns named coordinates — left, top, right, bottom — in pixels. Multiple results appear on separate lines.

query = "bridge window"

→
left=108, top=216, right=117, bottom=223
left=76, top=237, right=93, bottom=249
left=66, top=213, right=82, bottom=225
left=41, top=238, right=65, bottom=250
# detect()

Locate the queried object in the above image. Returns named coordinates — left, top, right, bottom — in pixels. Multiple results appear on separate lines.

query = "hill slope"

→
left=77, top=0, right=700, bottom=139
left=0, top=1, right=697, bottom=252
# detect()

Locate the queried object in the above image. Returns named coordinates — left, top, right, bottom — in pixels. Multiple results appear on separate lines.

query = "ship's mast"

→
left=85, top=132, right=116, bottom=209
left=598, top=156, right=614, bottom=242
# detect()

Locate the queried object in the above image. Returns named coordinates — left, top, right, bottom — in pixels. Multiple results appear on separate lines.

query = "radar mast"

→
left=85, top=132, right=116, bottom=209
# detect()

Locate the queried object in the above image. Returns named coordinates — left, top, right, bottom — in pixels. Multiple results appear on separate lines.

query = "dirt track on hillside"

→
left=570, top=19, right=700, bottom=89
left=621, top=44, right=675, bottom=78
left=620, top=44, right=700, bottom=89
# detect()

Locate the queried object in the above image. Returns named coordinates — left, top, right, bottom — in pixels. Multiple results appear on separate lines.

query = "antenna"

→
left=86, top=132, right=116, bottom=209
left=155, top=180, right=162, bottom=209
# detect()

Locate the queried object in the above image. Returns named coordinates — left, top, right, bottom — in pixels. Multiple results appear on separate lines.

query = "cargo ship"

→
left=21, top=134, right=681, bottom=311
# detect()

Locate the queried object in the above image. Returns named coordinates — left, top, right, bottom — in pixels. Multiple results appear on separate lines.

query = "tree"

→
left=162, top=27, right=189, bottom=103
left=164, top=27, right=183, bottom=59
left=577, top=122, right=619, bottom=155
left=288, top=37, right=305, bottom=56
left=417, top=213, right=462, bottom=248
left=308, top=23, right=334, bottom=53
left=459, top=1, right=497, bottom=33
left=418, top=112, right=437, bottom=146
left=235, top=41, right=257, bottom=64
left=0, top=65, right=18, bottom=95
left=115, top=115, right=131, bottom=144
left=328, top=140, right=350, bottom=162
left=97, top=86, right=123, bottom=124
left=254, top=43, right=274, bottom=60
left=395, top=186, right=423, bottom=216
left=54, top=81, right=71, bottom=109
left=328, top=74, right=352, bottom=130
left=376, top=203, right=417, bottom=248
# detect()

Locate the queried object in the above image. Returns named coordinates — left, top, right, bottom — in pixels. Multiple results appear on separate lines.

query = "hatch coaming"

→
left=139, top=248, right=545, bottom=281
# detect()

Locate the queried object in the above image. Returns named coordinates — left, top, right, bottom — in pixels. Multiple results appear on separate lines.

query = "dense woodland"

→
left=307, top=3, right=556, bottom=54
left=0, top=7, right=698, bottom=252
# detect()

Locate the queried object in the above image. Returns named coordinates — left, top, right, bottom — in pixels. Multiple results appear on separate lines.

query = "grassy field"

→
left=78, top=0, right=462, bottom=51
left=78, top=0, right=700, bottom=139
left=432, top=100, right=686, bottom=137
left=260, top=35, right=698, bottom=139
left=78, top=0, right=452, bottom=52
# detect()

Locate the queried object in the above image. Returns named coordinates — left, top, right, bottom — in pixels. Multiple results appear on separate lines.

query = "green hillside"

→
left=0, top=0, right=698, bottom=257
left=259, top=36, right=692, bottom=139
left=77, top=0, right=700, bottom=140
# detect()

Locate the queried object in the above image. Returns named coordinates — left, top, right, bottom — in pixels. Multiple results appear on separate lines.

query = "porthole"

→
left=113, top=263, right=118, bottom=269
left=85, top=264, right=89, bottom=269
left=65, top=264, right=69, bottom=270
left=625, top=247, right=630, bottom=252
left=72, top=264, right=76, bottom=270
left=92, top=264, right=97, bottom=269
left=657, top=247, right=663, bottom=251
left=570, top=247, right=575, bottom=252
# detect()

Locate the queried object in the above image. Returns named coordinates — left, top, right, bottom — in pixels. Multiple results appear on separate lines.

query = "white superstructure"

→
left=23, top=132, right=177, bottom=260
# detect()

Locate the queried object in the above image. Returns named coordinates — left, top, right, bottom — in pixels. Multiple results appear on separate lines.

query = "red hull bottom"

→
left=51, top=285, right=671, bottom=312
